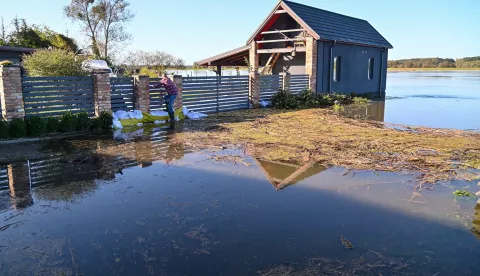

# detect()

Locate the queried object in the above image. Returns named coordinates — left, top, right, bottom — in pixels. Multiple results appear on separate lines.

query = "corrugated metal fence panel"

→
left=289, top=74, right=309, bottom=94
left=183, top=76, right=249, bottom=113
left=22, top=76, right=95, bottom=117
left=0, top=166, right=8, bottom=191
left=111, top=77, right=135, bottom=111
left=259, top=75, right=282, bottom=101
left=149, top=78, right=167, bottom=111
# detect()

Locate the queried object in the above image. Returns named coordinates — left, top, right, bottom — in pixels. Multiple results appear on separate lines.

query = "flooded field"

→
left=1, top=71, right=480, bottom=275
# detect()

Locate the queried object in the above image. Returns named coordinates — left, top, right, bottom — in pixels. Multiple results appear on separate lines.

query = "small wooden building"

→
left=197, top=0, right=393, bottom=96
left=0, top=46, right=35, bottom=65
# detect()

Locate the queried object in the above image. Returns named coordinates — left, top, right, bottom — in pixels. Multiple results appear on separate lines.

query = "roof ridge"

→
left=282, top=0, right=368, bottom=23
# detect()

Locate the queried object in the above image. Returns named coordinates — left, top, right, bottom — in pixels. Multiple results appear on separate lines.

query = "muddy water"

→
left=340, top=71, right=480, bottom=131
left=1, top=128, right=479, bottom=275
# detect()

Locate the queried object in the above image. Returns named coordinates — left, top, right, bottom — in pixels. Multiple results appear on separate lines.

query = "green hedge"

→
left=271, top=89, right=368, bottom=110
left=0, top=111, right=113, bottom=140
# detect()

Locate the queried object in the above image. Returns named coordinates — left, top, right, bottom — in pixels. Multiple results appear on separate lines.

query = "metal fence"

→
left=149, top=78, right=167, bottom=111
left=259, top=75, right=283, bottom=101
left=0, top=165, right=8, bottom=191
left=110, top=77, right=135, bottom=111
left=289, top=74, right=309, bottom=94
left=22, top=76, right=95, bottom=117
left=182, top=76, right=249, bottom=113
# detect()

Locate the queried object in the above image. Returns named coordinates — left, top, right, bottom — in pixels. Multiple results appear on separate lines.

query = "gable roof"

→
left=283, top=1, right=392, bottom=48
left=247, top=0, right=392, bottom=49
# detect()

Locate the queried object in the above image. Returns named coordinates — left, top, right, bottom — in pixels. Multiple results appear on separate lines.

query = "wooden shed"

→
left=197, top=0, right=393, bottom=96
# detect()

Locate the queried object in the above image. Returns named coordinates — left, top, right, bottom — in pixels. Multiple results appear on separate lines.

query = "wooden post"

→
left=249, top=72, right=260, bottom=108
left=216, top=65, right=221, bottom=76
left=280, top=72, right=291, bottom=91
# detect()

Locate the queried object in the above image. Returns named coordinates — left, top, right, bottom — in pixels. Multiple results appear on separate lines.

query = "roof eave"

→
left=196, top=45, right=250, bottom=66
left=246, top=1, right=320, bottom=45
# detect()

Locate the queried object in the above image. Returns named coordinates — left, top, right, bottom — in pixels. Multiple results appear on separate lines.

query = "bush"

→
left=22, top=48, right=87, bottom=77
left=59, top=112, right=76, bottom=132
left=99, top=111, right=113, bottom=130
left=0, top=60, right=13, bottom=67
left=9, top=118, right=27, bottom=138
left=271, top=89, right=367, bottom=110
left=75, top=112, right=92, bottom=131
left=0, top=120, right=9, bottom=139
left=26, top=116, right=47, bottom=137
left=46, top=117, right=60, bottom=133
left=91, top=118, right=104, bottom=132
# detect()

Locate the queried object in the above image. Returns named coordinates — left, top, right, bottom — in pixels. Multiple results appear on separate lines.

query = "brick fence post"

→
left=169, top=75, right=182, bottom=111
left=0, top=66, right=25, bottom=120
left=280, top=72, right=291, bottom=91
left=249, top=72, right=260, bottom=108
left=305, top=36, right=317, bottom=91
left=134, top=75, right=150, bottom=113
left=93, top=73, right=111, bottom=117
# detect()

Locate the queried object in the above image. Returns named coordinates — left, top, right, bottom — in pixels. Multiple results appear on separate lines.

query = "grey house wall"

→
left=316, top=41, right=388, bottom=96
left=0, top=51, right=24, bottom=65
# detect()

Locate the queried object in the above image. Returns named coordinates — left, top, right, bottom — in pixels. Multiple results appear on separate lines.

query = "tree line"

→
left=388, top=57, right=480, bottom=68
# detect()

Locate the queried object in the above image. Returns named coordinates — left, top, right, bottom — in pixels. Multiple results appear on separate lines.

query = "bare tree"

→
left=64, top=0, right=133, bottom=61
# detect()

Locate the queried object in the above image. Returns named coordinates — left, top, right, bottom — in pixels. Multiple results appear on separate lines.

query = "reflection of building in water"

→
left=0, top=129, right=187, bottom=210
left=340, top=101, right=385, bottom=122
left=254, top=159, right=327, bottom=190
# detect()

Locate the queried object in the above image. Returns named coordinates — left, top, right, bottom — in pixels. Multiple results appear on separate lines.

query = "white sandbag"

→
left=182, top=106, right=190, bottom=116
left=115, top=110, right=130, bottom=120
left=154, top=120, right=166, bottom=125
left=260, top=100, right=270, bottom=108
left=112, top=119, right=123, bottom=129
left=130, top=110, right=143, bottom=120
left=151, top=110, right=169, bottom=117
left=186, top=110, right=207, bottom=120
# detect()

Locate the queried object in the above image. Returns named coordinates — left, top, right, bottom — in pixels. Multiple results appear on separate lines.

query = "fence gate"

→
left=259, top=75, right=283, bottom=101
left=182, top=76, right=249, bottom=114
left=149, top=78, right=166, bottom=111
left=289, top=74, right=309, bottom=94
left=22, top=76, right=95, bottom=117
left=110, top=77, right=135, bottom=111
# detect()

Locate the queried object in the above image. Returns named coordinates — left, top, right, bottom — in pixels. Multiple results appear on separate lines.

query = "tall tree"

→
left=64, top=0, right=133, bottom=60
left=0, top=17, right=6, bottom=45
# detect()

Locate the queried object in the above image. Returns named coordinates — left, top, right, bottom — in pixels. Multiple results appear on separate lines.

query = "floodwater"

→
left=1, top=126, right=480, bottom=275
left=385, top=71, right=480, bottom=130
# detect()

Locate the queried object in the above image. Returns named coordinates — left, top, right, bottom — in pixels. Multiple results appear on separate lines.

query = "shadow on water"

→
left=0, top=127, right=480, bottom=275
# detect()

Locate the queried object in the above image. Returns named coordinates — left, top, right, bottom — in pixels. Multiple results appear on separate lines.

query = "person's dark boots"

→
left=168, top=112, right=175, bottom=122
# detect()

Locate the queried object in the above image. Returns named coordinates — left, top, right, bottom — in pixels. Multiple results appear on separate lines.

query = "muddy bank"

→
left=176, top=108, right=480, bottom=183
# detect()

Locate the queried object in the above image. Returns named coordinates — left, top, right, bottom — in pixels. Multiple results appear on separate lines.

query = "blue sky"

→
left=1, top=0, right=479, bottom=64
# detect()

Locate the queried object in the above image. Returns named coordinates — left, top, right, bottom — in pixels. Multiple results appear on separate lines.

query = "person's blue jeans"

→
left=163, top=94, right=176, bottom=114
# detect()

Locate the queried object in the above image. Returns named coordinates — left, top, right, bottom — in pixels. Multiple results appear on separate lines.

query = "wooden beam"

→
left=274, top=10, right=288, bottom=14
left=276, top=162, right=315, bottom=189
left=257, top=47, right=306, bottom=54
left=261, top=29, right=304, bottom=35
left=257, top=38, right=306, bottom=44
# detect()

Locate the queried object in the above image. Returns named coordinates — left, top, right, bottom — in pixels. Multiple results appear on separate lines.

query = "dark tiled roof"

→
left=0, top=46, right=36, bottom=53
left=284, top=0, right=393, bottom=48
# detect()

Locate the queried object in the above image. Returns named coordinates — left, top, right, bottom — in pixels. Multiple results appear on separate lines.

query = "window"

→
left=368, top=58, right=374, bottom=80
left=333, top=56, right=341, bottom=82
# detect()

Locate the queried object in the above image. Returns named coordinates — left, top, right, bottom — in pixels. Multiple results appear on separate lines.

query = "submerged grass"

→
left=176, top=108, right=480, bottom=183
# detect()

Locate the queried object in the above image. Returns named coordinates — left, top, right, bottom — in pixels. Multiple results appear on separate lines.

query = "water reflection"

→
left=0, top=127, right=188, bottom=211
left=338, top=101, right=385, bottom=121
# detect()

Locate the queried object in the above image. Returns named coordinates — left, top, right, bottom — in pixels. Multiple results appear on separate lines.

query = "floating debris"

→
left=340, top=236, right=354, bottom=249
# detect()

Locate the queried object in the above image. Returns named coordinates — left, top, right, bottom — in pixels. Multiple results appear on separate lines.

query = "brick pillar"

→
left=8, top=163, right=33, bottom=209
left=280, top=72, right=291, bottom=91
left=170, top=75, right=182, bottom=111
left=249, top=42, right=259, bottom=73
left=249, top=72, right=260, bottom=108
left=305, top=37, right=318, bottom=91
left=134, top=75, right=150, bottom=113
left=0, top=66, right=25, bottom=120
left=93, top=73, right=111, bottom=116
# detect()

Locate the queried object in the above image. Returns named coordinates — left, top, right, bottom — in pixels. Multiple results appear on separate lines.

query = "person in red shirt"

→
left=151, top=74, right=178, bottom=122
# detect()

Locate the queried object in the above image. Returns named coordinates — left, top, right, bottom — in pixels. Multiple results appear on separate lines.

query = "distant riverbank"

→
left=388, top=68, right=480, bottom=71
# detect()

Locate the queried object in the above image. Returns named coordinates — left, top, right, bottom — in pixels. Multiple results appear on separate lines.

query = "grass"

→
left=388, top=68, right=480, bottom=71
left=176, top=108, right=480, bottom=183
